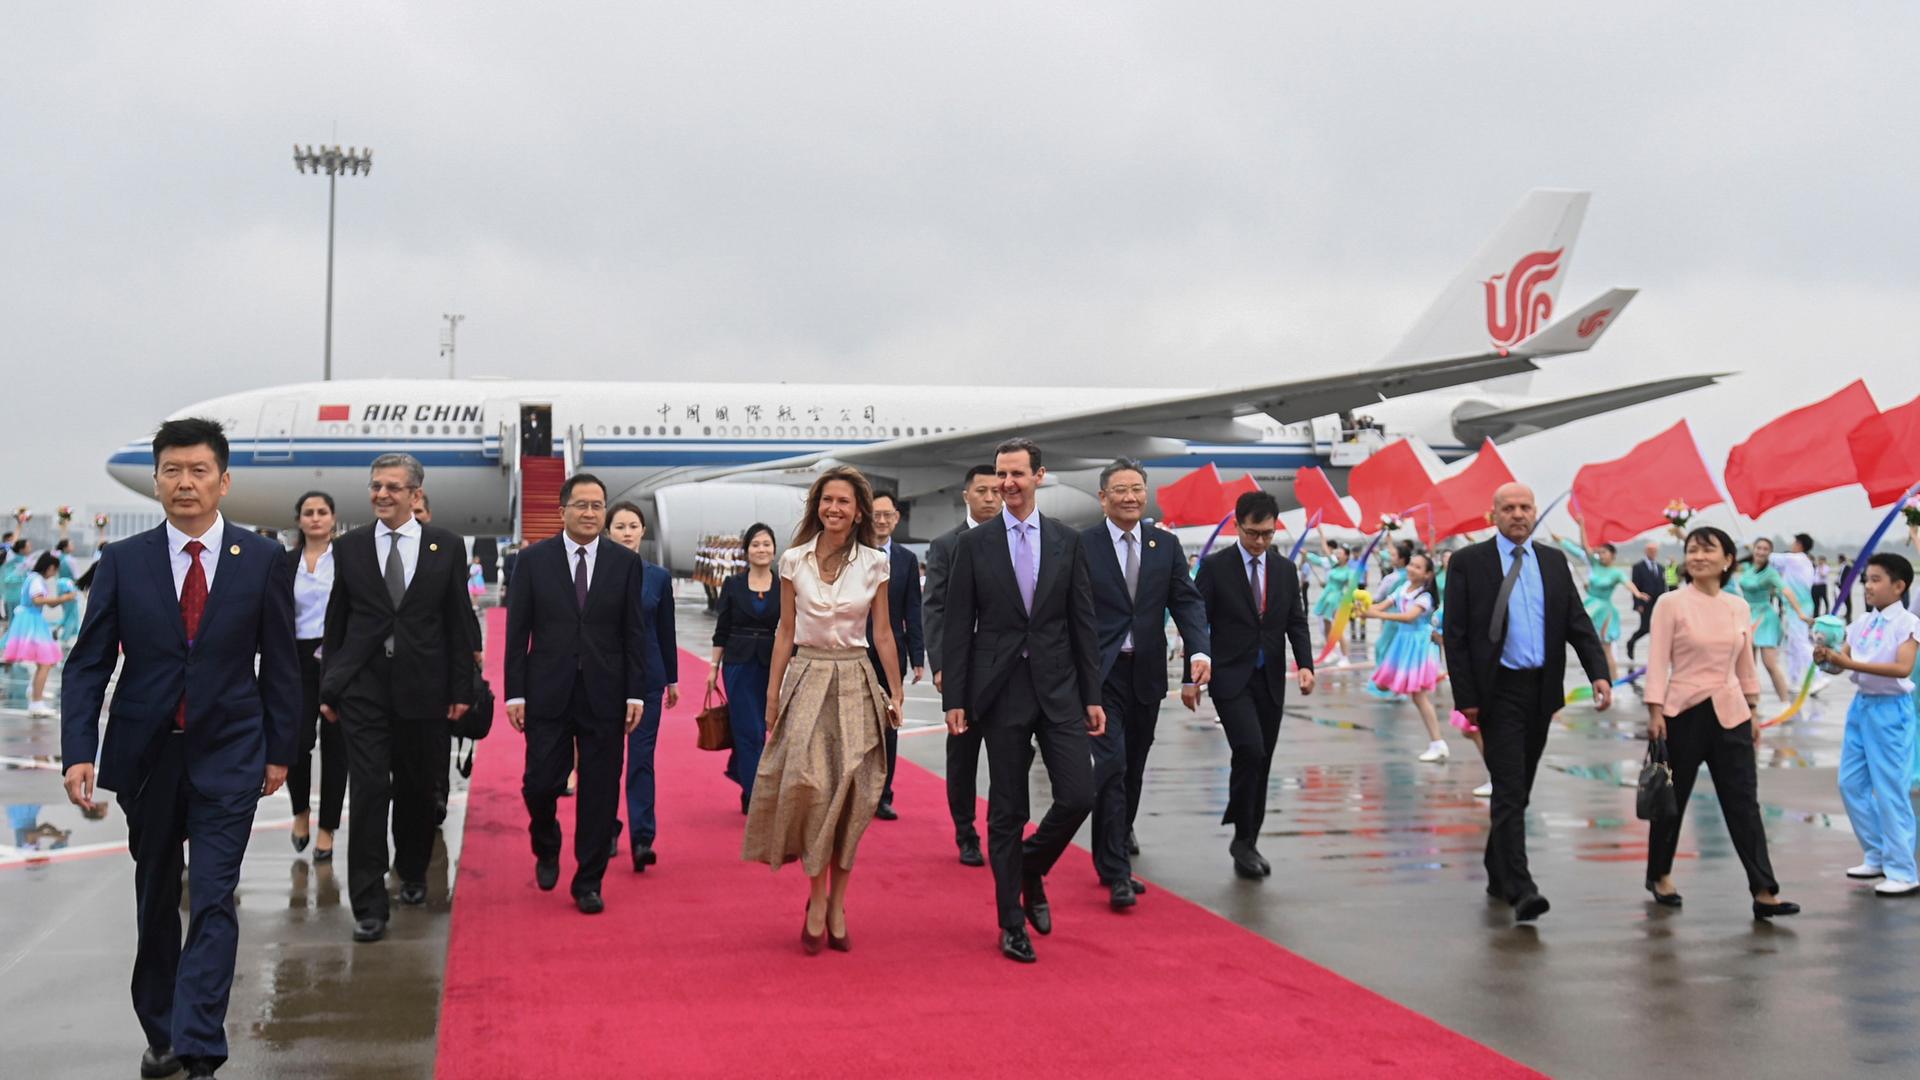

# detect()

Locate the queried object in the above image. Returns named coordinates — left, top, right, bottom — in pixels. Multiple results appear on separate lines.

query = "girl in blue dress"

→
left=1, top=554, right=73, bottom=716
left=1364, top=541, right=1415, bottom=698
left=1738, top=538, right=1804, bottom=700
left=1304, top=539, right=1359, bottom=663
left=1362, top=552, right=1449, bottom=762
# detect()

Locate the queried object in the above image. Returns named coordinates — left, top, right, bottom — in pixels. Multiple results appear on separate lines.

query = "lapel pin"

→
left=228, top=544, right=241, bottom=556
left=1148, top=539, right=1157, bottom=549
left=429, top=543, right=440, bottom=552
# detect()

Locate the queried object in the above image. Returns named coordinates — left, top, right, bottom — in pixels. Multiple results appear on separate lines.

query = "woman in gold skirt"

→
left=742, top=466, right=904, bottom=953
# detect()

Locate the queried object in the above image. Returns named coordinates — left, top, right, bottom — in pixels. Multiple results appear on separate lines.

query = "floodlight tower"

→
left=292, top=144, right=373, bottom=380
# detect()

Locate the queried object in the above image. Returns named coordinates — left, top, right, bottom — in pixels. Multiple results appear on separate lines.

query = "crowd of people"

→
left=29, top=416, right=1920, bottom=1076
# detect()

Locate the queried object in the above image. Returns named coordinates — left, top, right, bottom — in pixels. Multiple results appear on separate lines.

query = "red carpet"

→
left=437, top=610, right=1539, bottom=1078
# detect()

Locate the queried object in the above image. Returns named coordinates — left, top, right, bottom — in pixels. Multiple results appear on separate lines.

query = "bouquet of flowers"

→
left=13, top=506, right=29, bottom=526
left=57, top=506, right=73, bottom=524
left=93, top=513, right=110, bottom=530
left=1902, top=495, right=1920, bottom=529
left=1662, top=500, right=1693, bottom=538
left=1378, top=512, right=1404, bottom=534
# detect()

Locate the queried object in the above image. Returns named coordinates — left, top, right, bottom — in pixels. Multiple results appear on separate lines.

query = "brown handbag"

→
left=695, top=686, right=734, bottom=752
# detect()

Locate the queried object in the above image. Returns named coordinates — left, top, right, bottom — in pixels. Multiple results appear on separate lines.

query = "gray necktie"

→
left=384, top=531, right=406, bottom=654
left=1122, top=531, right=1139, bottom=603
left=1489, top=544, right=1526, bottom=643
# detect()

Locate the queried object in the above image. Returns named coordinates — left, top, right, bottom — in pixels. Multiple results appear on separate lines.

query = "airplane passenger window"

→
left=628, top=426, right=637, bottom=436
left=805, top=426, right=815, bottom=437
left=732, top=426, right=742, bottom=437
left=597, top=426, right=606, bottom=436
left=410, top=425, right=419, bottom=435
left=673, top=426, right=682, bottom=436
left=703, top=426, right=712, bottom=437
left=644, top=426, right=652, bottom=436
left=362, top=424, right=372, bottom=435
left=776, top=426, right=785, bottom=437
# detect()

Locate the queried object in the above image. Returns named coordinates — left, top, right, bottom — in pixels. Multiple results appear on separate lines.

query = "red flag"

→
left=1347, top=439, right=1433, bottom=531
left=1570, top=420, right=1724, bottom=545
left=1427, top=440, right=1517, bottom=541
left=1848, top=394, right=1920, bottom=507
left=1292, top=466, right=1355, bottom=529
left=1724, top=380, right=1879, bottom=517
left=1155, top=464, right=1224, bottom=527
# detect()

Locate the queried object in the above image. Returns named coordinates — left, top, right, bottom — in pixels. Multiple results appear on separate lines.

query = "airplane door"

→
left=521, top=404, right=553, bottom=458
left=255, top=398, right=299, bottom=461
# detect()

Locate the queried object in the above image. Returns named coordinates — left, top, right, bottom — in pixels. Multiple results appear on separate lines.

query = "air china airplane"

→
left=107, top=190, right=1720, bottom=572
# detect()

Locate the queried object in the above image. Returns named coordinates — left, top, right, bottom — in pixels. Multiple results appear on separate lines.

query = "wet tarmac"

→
left=4, top=597, right=1917, bottom=1077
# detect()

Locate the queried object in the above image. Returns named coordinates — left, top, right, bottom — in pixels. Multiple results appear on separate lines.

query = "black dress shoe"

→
left=1126, top=829, right=1140, bottom=856
left=1251, top=845, right=1273, bottom=876
left=434, top=797, right=448, bottom=826
left=186, top=1061, right=218, bottom=1080
left=1645, top=880, right=1683, bottom=908
left=1753, top=899, right=1801, bottom=919
left=1021, top=876, right=1052, bottom=935
left=576, top=892, right=605, bottom=915
left=535, top=859, right=560, bottom=891
left=141, top=1046, right=181, bottom=1078
left=312, top=846, right=334, bottom=864
left=353, top=918, right=387, bottom=943
left=291, top=829, right=310, bottom=854
left=957, top=837, right=985, bottom=867
left=400, top=881, right=427, bottom=906
left=632, top=842, right=658, bottom=873
left=1129, top=877, right=1149, bottom=895
left=874, top=800, right=898, bottom=821
left=1230, top=840, right=1265, bottom=880
left=741, top=790, right=750, bottom=814
left=1108, top=879, right=1137, bottom=910
left=1514, top=892, right=1551, bottom=922
left=1000, top=926, right=1037, bottom=963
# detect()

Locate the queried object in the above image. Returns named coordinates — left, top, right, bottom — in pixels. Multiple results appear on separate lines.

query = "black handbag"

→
left=452, top=670, right=495, bottom=742
left=1636, top=737, right=1677, bottom=821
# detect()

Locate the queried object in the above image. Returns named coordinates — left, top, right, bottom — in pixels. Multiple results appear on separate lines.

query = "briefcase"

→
left=695, top=686, right=733, bottom=752
left=452, top=671, right=495, bottom=742
left=1636, top=738, right=1676, bottom=821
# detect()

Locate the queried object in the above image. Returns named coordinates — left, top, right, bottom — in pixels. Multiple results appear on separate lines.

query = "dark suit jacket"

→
left=502, top=535, right=652, bottom=720
left=867, top=541, right=925, bottom=685
left=1081, top=522, right=1210, bottom=704
left=1442, top=536, right=1609, bottom=718
left=712, top=572, right=781, bottom=665
left=639, top=560, right=678, bottom=691
left=922, top=521, right=970, bottom=677
left=939, top=513, right=1100, bottom=723
left=1630, top=558, right=1666, bottom=612
left=61, top=522, right=299, bottom=797
left=1192, top=544, right=1313, bottom=701
left=321, top=522, right=477, bottom=716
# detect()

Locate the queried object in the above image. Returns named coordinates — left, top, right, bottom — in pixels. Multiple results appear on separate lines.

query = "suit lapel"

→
left=192, top=524, right=246, bottom=640
left=1085, top=524, right=1125, bottom=610
left=143, top=526, right=187, bottom=647
left=984, top=516, right=1024, bottom=618
left=1032, top=516, right=1065, bottom=612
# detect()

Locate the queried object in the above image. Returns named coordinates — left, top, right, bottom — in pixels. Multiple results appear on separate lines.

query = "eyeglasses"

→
left=368, top=481, right=416, bottom=495
left=1103, top=485, right=1148, bottom=497
left=873, top=511, right=900, bottom=521
left=1238, top=526, right=1277, bottom=540
left=564, top=501, right=607, bottom=513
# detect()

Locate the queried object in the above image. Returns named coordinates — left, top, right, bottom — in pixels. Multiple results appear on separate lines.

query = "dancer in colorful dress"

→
left=2, top=554, right=73, bottom=715
left=1737, top=538, right=1805, bottom=701
left=1362, top=552, right=1448, bottom=762
left=1775, top=534, right=1821, bottom=688
left=0, top=538, right=29, bottom=623
left=466, top=557, right=487, bottom=602
left=1364, top=541, right=1415, bottom=699
left=1304, top=539, right=1359, bottom=663
left=1555, top=524, right=1648, bottom=686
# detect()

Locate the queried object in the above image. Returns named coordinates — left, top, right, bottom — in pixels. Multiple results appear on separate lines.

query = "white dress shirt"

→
left=564, top=533, right=601, bottom=586
left=1105, top=518, right=1208, bottom=667
left=165, top=512, right=225, bottom=600
left=374, top=517, right=422, bottom=588
left=293, top=546, right=335, bottom=640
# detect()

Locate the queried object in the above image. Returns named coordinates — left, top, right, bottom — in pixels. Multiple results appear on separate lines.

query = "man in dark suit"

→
left=504, top=473, right=652, bottom=912
left=865, top=491, right=924, bottom=821
left=1443, top=482, right=1611, bottom=923
left=1188, top=490, right=1314, bottom=882
left=922, top=464, right=1000, bottom=865
left=1081, top=459, right=1210, bottom=909
left=942, top=439, right=1104, bottom=963
left=1625, top=539, right=1666, bottom=662
left=62, top=418, right=299, bottom=1080
left=319, top=453, right=476, bottom=943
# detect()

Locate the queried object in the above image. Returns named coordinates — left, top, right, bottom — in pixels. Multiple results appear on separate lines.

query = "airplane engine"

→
left=650, top=482, right=808, bottom=574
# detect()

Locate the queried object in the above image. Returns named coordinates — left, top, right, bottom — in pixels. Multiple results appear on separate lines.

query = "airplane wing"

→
left=674, top=288, right=1640, bottom=482
left=1451, top=373, right=1729, bottom=445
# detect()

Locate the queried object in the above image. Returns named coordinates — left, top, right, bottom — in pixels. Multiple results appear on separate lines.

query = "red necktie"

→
left=175, top=539, right=207, bottom=730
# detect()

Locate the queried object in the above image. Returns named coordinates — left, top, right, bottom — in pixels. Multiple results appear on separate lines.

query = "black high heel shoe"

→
left=1645, top=880, right=1682, bottom=908
left=1753, top=898, right=1801, bottom=919
left=291, top=828, right=311, bottom=854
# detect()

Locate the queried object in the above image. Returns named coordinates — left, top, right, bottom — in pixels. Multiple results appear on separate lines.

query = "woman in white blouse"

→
left=288, top=491, right=347, bottom=860
left=742, top=467, right=904, bottom=954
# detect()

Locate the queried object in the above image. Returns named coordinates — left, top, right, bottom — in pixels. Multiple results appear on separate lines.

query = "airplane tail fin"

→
left=1379, top=189, right=1591, bottom=394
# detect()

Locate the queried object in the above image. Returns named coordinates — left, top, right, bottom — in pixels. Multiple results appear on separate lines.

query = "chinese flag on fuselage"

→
left=1292, top=466, right=1356, bottom=529
left=1347, top=439, right=1433, bottom=532
left=1427, top=440, right=1517, bottom=542
left=1724, top=379, right=1878, bottom=518
left=1847, top=394, right=1920, bottom=506
left=1571, top=420, right=1723, bottom=545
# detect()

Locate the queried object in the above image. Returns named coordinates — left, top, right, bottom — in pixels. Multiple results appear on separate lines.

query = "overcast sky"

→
left=4, top=2, right=1916, bottom=545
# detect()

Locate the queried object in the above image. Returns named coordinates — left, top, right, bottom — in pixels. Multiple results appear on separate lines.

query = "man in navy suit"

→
left=866, top=490, right=924, bottom=821
left=505, top=473, right=653, bottom=912
left=62, top=418, right=299, bottom=1080
left=608, top=500, right=679, bottom=873
left=1625, top=540, right=1667, bottom=662
left=1188, top=490, right=1315, bottom=881
left=1080, top=460, right=1210, bottom=909
left=942, top=438, right=1104, bottom=964
left=924, top=464, right=1001, bottom=865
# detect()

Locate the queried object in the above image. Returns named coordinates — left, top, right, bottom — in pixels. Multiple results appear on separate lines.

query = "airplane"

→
left=106, top=189, right=1722, bottom=572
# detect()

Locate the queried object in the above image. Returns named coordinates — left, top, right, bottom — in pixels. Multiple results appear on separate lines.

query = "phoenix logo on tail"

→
left=1483, top=248, right=1564, bottom=348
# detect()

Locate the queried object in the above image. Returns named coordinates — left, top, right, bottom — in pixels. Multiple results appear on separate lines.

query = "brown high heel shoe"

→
left=801, top=900, right=825, bottom=955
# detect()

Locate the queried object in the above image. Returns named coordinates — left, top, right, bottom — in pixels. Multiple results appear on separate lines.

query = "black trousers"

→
left=981, top=658, right=1096, bottom=930
left=1214, top=674, right=1283, bottom=844
left=1626, top=605, right=1654, bottom=661
left=1811, top=583, right=1829, bottom=616
left=1645, top=700, right=1779, bottom=895
left=119, top=732, right=257, bottom=1069
left=947, top=724, right=986, bottom=843
left=1480, top=668, right=1550, bottom=903
left=1090, top=653, right=1161, bottom=883
left=523, top=673, right=623, bottom=897
left=290, top=639, right=347, bottom=829
left=340, top=658, right=444, bottom=922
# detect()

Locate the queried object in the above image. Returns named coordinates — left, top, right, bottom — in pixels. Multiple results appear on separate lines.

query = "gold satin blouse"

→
left=778, top=537, right=891, bottom=649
